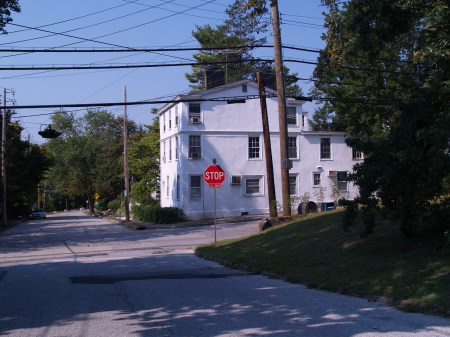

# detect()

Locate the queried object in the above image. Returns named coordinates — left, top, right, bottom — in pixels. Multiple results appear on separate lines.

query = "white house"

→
left=157, top=80, right=361, bottom=220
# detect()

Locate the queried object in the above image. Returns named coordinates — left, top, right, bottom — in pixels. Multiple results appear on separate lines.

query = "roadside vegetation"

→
left=196, top=210, right=450, bottom=317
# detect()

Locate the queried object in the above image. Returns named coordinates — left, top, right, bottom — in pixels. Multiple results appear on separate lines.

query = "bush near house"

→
left=132, top=204, right=183, bottom=224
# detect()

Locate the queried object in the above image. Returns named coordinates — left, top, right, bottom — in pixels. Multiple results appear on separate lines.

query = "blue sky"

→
left=0, top=0, right=327, bottom=144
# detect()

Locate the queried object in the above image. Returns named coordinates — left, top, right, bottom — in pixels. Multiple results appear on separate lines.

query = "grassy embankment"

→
left=196, top=209, right=450, bottom=317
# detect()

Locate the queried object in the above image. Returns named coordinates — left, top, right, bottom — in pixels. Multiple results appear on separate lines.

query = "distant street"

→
left=0, top=211, right=448, bottom=337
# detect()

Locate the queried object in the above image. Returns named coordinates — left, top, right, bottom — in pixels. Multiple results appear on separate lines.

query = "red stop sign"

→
left=204, top=165, right=226, bottom=188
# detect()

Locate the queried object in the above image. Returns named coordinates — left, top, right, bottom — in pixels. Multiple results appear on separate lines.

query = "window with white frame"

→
left=286, top=106, right=297, bottom=125
left=189, top=175, right=202, bottom=199
left=189, top=103, right=201, bottom=123
left=248, top=136, right=260, bottom=159
left=352, top=148, right=363, bottom=159
left=169, top=139, right=172, bottom=161
left=175, top=106, right=179, bottom=126
left=245, top=177, right=261, bottom=196
left=288, top=136, right=298, bottom=159
left=313, top=172, right=321, bottom=186
left=336, top=171, right=348, bottom=191
left=168, top=110, right=172, bottom=129
left=175, top=136, right=178, bottom=160
left=320, top=138, right=331, bottom=159
left=176, top=174, right=180, bottom=200
left=189, top=135, right=201, bottom=159
left=289, top=175, right=297, bottom=196
left=166, top=176, right=170, bottom=197
left=162, top=113, right=166, bottom=132
left=242, top=84, right=248, bottom=93
left=162, top=141, right=166, bottom=162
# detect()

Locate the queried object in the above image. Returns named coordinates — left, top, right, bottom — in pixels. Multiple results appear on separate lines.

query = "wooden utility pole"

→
left=271, top=0, right=291, bottom=216
left=1, top=88, right=7, bottom=226
left=257, top=72, right=277, bottom=218
left=123, top=86, right=130, bottom=222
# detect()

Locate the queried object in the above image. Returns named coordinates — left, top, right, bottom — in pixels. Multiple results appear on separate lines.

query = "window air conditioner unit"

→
left=231, top=175, right=241, bottom=185
left=190, top=117, right=201, bottom=124
left=190, top=152, right=200, bottom=159
left=162, top=157, right=166, bottom=163
left=327, top=170, right=337, bottom=177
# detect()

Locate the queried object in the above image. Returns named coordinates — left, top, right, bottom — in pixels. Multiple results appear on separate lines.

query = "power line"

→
left=281, top=19, right=324, bottom=28
left=280, top=13, right=323, bottom=21
left=15, top=94, right=278, bottom=111
left=0, top=45, right=264, bottom=53
left=128, top=0, right=224, bottom=22
left=0, top=44, right=416, bottom=66
left=6, top=1, right=141, bottom=34
left=0, top=44, right=321, bottom=53
left=295, top=76, right=401, bottom=90
left=0, top=58, right=271, bottom=71
left=1, top=0, right=176, bottom=47
left=0, top=0, right=216, bottom=63
left=11, top=94, right=414, bottom=114
left=285, top=58, right=421, bottom=75
left=0, top=39, right=198, bottom=80
left=0, top=57, right=425, bottom=77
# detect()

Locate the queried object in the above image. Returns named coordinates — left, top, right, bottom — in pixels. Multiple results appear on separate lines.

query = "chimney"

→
left=205, top=68, right=225, bottom=89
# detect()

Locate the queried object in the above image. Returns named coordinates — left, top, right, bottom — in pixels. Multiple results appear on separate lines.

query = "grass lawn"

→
left=195, top=209, right=450, bottom=317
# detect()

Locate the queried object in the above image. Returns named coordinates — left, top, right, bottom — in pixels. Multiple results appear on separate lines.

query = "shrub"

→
left=132, top=204, right=184, bottom=224
left=108, top=199, right=121, bottom=214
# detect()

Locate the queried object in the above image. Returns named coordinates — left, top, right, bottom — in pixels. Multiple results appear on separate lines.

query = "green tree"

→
left=188, top=0, right=303, bottom=95
left=313, top=0, right=450, bottom=236
left=128, top=114, right=160, bottom=205
left=45, top=109, right=130, bottom=212
left=2, top=110, right=50, bottom=217
left=0, top=0, right=20, bottom=34
left=186, top=0, right=269, bottom=91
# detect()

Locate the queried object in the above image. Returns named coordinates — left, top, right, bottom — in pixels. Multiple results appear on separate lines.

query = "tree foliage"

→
left=186, top=0, right=303, bottom=96
left=186, top=0, right=269, bottom=92
left=0, top=0, right=20, bottom=34
left=45, top=109, right=132, bottom=212
left=2, top=112, right=50, bottom=216
left=128, top=113, right=160, bottom=205
left=313, top=0, right=450, bottom=237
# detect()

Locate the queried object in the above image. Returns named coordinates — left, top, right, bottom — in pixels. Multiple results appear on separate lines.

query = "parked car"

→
left=30, top=208, right=46, bottom=219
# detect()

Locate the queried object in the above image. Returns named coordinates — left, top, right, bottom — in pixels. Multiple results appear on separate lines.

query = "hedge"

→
left=131, top=204, right=184, bottom=224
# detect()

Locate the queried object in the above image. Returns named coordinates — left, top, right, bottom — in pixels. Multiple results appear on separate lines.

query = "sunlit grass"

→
left=196, top=209, right=450, bottom=317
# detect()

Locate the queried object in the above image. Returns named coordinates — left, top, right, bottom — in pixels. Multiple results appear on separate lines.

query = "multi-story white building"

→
left=158, top=80, right=361, bottom=220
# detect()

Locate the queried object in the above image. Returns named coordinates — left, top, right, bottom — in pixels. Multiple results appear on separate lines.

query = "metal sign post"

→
left=214, top=188, right=217, bottom=242
left=203, top=160, right=226, bottom=243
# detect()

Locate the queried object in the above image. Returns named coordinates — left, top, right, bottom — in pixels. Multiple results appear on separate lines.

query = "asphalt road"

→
left=0, top=211, right=448, bottom=337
